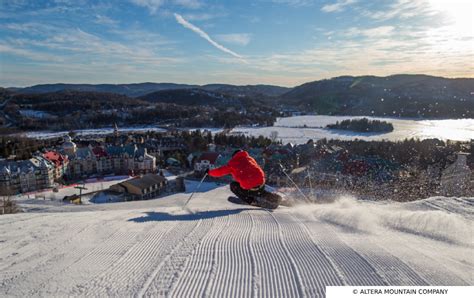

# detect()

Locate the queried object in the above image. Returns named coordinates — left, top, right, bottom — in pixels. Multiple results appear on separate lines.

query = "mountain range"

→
left=281, top=74, right=474, bottom=118
left=4, top=74, right=474, bottom=119
left=9, top=83, right=290, bottom=98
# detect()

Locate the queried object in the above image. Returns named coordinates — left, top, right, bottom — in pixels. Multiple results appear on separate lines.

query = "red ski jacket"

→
left=208, top=151, right=265, bottom=190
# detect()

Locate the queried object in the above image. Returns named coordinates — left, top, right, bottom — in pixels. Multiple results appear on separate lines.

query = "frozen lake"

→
left=233, top=116, right=474, bottom=144
left=14, top=116, right=474, bottom=144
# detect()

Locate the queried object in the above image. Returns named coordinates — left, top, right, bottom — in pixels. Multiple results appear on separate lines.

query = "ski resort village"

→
left=0, top=120, right=473, bottom=296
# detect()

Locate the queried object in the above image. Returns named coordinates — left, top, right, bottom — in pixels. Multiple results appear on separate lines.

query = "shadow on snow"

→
left=128, top=208, right=253, bottom=222
left=183, top=180, right=227, bottom=194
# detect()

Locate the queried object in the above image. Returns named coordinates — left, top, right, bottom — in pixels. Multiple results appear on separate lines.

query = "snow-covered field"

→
left=11, top=176, right=131, bottom=211
left=233, top=116, right=474, bottom=144
left=19, top=126, right=168, bottom=139
left=1, top=181, right=472, bottom=297
left=19, top=110, right=56, bottom=119
left=18, top=127, right=223, bottom=139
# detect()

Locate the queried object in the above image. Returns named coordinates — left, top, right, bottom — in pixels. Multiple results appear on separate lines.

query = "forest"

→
left=326, top=118, right=394, bottom=133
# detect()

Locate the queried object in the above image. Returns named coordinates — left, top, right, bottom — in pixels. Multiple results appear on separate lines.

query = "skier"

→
left=206, top=149, right=281, bottom=208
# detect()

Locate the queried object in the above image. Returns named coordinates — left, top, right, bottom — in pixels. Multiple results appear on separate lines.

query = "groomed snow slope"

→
left=1, top=182, right=472, bottom=297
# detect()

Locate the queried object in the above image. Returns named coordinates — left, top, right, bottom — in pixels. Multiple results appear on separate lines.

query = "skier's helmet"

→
left=232, top=149, right=243, bottom=157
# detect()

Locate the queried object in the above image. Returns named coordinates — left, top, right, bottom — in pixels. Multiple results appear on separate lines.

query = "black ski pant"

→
left=230, top=181, right=265, bottom=204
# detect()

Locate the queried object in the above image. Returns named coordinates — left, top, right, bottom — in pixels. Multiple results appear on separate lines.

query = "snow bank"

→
left=291, top=196, right=473, bottom=245
left=90, top=192, right=125, bottom=204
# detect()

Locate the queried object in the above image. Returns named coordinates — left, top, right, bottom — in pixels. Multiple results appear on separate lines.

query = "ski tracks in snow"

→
left=78, top=218, right=184, bottom=296
left=1, top=211, right=127, bottom=295
left=204, top=212, right=255, bottom=297
left=171, top=215, right=230, bottom=297
left=1, top=200, right=471, bottom=297
left=142, top=218, right=212, bottom=297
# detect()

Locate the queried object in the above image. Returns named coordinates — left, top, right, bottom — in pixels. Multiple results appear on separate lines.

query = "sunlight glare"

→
left=429, top=0, right=474, bottom=37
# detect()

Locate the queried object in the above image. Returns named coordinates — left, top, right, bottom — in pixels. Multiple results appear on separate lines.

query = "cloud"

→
left=173, top=13, right=246, bottom=62
left=344, top=26, right=395, bottom=38
left=183, top=12, right=225, bottom=21
left=243, top=20, right=474, bottom=82
left=216, top=33, right=251, bottom=46
left=109, top=28, right=173, bottom=47
left=361, top=0, right=429, bottom=21
left=270, top=0, right=314, bottom=7
left=130, top=0, right=164, bottom=14
left=1, top=22, right=42, bottom=33
left=1, top=22, right=182, bottom=71
left=173, top=0, right=202, bottom=9
left=94, top=14, right=118, bottom=26
left=321, top=0, right=357, bottom=13
left=2, top=0, right=29, bottom=9
left=0, top=43, right=64, bottom=62
left=129, top=0, right=202, bottom=14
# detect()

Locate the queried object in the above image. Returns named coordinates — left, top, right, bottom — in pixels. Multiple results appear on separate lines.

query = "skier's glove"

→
left=205, top=169, right=210, bottom=175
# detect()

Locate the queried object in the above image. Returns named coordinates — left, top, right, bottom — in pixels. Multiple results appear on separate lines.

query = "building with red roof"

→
left=43, top=151, right=69, bottom=180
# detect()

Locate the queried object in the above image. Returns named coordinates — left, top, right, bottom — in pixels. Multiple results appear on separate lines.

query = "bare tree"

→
left=1, top=196, right=19, bottom=215
left=270, top=131, right=279, bottom=143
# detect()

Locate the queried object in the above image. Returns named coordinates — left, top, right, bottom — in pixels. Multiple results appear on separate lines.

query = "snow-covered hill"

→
left=0, top=181, right=472, bottom=297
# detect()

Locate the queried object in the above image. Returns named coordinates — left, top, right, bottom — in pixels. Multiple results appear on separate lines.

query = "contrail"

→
left=174, top=13, right=246, bottom=62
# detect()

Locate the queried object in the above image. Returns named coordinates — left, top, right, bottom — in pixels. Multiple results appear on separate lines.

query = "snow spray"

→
left=290, top=196, right=472, bottom=245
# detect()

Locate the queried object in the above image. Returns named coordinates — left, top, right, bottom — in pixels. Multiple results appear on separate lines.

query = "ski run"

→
left=1, top=181, right=472, bottom=297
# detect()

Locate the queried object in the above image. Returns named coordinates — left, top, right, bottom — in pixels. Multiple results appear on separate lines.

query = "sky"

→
left=0, top=0, right=473, bottom=87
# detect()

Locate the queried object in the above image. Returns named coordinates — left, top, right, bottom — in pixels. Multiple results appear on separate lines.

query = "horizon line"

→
left=3, top=73, right=474, bottom=89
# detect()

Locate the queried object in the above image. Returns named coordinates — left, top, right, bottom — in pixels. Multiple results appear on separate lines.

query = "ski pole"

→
left=307, top=168, right=315, bottom=201
left=183, top=173, right=208, bottom=208
left=279, top=163, right=312, bottom=203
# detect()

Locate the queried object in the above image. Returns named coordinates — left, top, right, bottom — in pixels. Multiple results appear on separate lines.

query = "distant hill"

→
left=6, top=74, right=474, bottom=119
left=202, top=84, right=290, bottom=97
left=3, top=89, right=278, bottom=131
left=10, top=83, right=199, bottom=98
left=10, top=83, right=290, bottom=98
left=138, top=88, right=240, bottom=107
left=280, top=75, right=474, bottom=118
left=11, top=90, right=146, bottom=115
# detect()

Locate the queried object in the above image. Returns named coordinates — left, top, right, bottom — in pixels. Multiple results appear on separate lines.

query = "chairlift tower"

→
left=74, top=184, right=88, bottom=204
